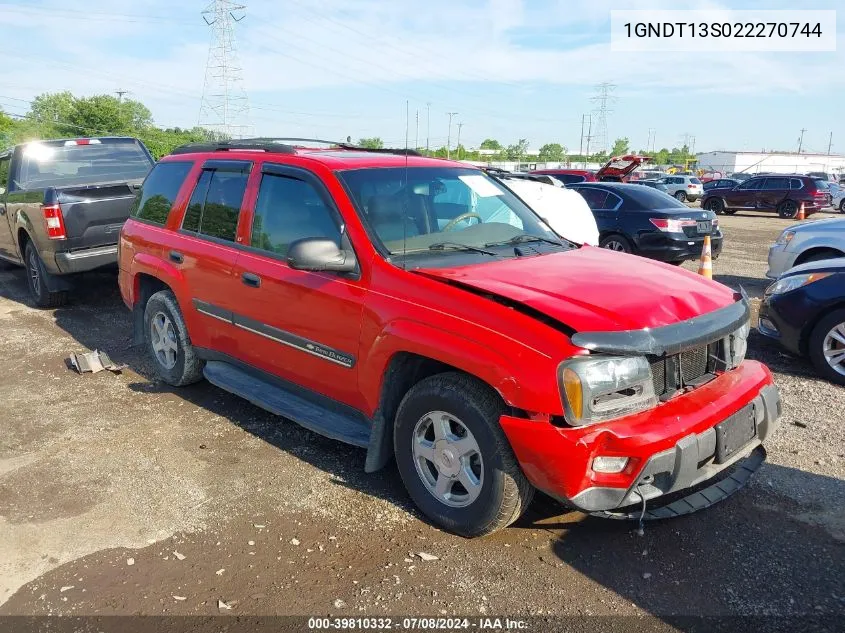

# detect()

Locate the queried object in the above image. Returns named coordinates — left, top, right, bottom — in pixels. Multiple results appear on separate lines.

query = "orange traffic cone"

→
left=797, top=201, right=806, bottom=220
left=698, top=235, right=713, bottom=279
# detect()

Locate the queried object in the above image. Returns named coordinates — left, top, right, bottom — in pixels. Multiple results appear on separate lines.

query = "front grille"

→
left=649, top=343, right=716, bottom=398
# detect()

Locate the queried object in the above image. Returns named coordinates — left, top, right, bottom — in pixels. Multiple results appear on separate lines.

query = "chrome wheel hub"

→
left=823, top=322, right=845, bottom=376
left=150, top=311, right=178, bottom=370
left=412, top=411, right=483, bottom=508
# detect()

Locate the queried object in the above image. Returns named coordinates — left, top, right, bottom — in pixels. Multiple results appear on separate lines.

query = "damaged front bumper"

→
left=570, top=383, right=781, bottom=512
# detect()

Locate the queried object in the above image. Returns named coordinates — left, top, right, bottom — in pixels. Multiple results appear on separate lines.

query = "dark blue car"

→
left=758, top=258, right=845, bottom=385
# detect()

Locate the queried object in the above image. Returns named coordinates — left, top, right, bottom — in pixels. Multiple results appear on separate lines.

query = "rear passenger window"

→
left=575, top=188, right=610, bottom=210
left=250, top=173, right=341, bottom=257
left=181, top=167, right=249, bottom=242
left=763, top=177, right=789, bottom=190
left=130, top=161, right=193, bottom=225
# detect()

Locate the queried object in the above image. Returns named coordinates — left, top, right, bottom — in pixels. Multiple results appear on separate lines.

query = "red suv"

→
left=119, top=140, right=781, bottom=537
left=534, top=155, right=651, bottom=184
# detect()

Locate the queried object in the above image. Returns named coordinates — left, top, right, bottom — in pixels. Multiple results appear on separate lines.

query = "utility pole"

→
left=798, top=128, right=807, bottom=153
left=579, top=114, right=586, bottom=161
left=647, top=127, right=656, bottom=154
left=446, top=112, right=458, bottom=159
left=415, top=110, right=419, bottom=150
left=115, top=89, right=129, bottom=127
left=827, top=132, right=833, bottom=155
left=456, top=123, right=463, bottom=160
left=584, top=114, right=593, bottom=169
left=426, top=102, right=431, bottom=153
left=198, top=0, right=251, bottom=139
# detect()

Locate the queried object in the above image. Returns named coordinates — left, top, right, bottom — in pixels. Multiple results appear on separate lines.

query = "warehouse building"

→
left=696, top=151, right=845, bottom=178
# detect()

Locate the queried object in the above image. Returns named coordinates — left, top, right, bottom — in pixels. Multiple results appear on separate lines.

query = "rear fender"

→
left=129, top=253, right=190, bottom=345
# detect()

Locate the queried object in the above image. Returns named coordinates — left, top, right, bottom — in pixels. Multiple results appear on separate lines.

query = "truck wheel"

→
left=808, top=309, right=845, bottom=386
left=143, top=290, right=204, bottom=386
left=24, top=242, right=67, bottom=309
left=393, top=372, right=534, bottom=537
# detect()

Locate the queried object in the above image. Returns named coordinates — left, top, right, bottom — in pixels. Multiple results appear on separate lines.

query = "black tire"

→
left=143, top=290, right=204, bottom=386
left=599, top=233, right=634, bottom=254
left=393, top=372, right=534, bottom=537
left=807, top=309, right=845, bottom=386
left=24, top=242, right=67, bottom=309
left=777, top=200, right=798, bottom=219
left=722, top=209, right=738, bottom=215
left=839, top=199, right=845, bottom=213
left=705, top=198, right=725, bottom=215
left=674, top=191, right=687, bottom=202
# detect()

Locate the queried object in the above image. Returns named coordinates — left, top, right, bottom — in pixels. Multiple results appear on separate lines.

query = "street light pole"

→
left=446, top=112, right=458, bottom=159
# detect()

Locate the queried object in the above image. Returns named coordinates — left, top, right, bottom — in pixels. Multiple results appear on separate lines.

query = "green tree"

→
left=504, top=138, right=529, bottom=161
left=28, top=91, right=76, bottom=128
left=654, top=148, right=670, bottom=165
left=610, top=137, right=630, bottom=156
left=538, top=143, right=565, bottom=162
left=480, top=138, right=502, bottom=150
left=357, top=137, right=384, bottom=149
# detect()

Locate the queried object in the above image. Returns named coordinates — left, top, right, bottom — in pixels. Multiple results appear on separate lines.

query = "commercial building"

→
left=696, top=151, right=845, bottom=177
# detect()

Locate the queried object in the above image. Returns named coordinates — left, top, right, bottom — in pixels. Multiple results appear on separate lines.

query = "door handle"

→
left=241, top=272, right=261, bottom=288
left=169, top=250, right=184, bottom=264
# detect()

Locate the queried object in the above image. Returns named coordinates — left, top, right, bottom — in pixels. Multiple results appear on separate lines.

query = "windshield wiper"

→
left=428, top=242, right=499, bottom=256
left=484, top=234, right=566, bottom=248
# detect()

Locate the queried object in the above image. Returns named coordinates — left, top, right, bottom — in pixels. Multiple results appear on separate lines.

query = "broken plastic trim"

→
left=68, top=350, right=127, bottom=374
left=592, top=445, right=766, bottom=522
left=571, top=289, right=750, bottom=356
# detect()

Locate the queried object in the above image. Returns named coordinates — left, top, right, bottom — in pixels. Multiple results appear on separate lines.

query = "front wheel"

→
left=393, top=372, right=534, bottom=537
left=808, top=309, right=845, bottom=386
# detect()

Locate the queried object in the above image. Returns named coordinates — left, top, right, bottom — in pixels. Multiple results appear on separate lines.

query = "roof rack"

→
left=170, top=137, right=424, bottom=157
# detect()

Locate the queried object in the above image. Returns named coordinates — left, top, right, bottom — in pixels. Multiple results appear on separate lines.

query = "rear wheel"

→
left=839, top=199, right=845, bottom=213
left=777, top=200, right=798, bottom=219
left=143, top=290, right=204, bottom=386
left=674, top=191, right=687, bottom=202
left=393, top=372, right=534, bottom=537
left=808, top=309, right=845, bottom=386
left=24, top=242, right=67, bottom=309
left=705, top=198, right=725, bottom=214
left=599, top=234, right=634, bottom=254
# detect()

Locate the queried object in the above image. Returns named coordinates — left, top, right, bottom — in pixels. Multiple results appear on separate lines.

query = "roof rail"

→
left=170, top=137, right=424, bottom=157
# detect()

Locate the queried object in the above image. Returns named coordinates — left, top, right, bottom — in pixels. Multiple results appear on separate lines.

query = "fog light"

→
left=592, top=456, right=630, bottom=474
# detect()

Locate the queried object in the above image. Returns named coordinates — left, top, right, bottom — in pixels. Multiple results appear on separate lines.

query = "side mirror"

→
left=287, top=238, right=357, bottom=274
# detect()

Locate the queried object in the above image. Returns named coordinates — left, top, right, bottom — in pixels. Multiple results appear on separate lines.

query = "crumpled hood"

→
left=419, top=246, right=738, bottom=333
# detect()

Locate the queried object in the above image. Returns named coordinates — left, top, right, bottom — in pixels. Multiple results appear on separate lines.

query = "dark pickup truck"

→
left=0, top=137, right=154, bottom=307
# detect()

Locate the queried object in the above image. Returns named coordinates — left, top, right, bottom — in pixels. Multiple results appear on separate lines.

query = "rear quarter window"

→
left=130, top=161, right=194, bottom=225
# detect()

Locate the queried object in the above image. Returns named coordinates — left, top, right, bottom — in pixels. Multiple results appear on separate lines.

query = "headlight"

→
left=765, top=272, right=832, bottom=296
left=559, top=356, right=657, bottom=426
left=728, top=320, right=750, bottom=369
left=774, top=230, right=796, bottom=246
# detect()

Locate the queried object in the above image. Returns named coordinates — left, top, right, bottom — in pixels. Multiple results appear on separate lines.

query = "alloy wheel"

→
left=150, top=311, right=179, bottom=370
left=603, top=240, right=627, bottom=252
left=822, top=322, right=845, bottom=377
left=28, top=251, right=40, bottom=297
left=412, top=411, right=483, bottom=508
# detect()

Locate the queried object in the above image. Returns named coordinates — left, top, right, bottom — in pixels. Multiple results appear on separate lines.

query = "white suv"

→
left=659, top=175, right=704, bottom=202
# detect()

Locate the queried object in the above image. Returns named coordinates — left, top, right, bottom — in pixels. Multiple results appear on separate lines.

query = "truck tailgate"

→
left=57, top=183, right=140, bottom=251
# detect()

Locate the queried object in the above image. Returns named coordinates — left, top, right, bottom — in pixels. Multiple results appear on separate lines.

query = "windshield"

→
left=14, top=139, right=153, bottom=191
left=338, top=167, right=562, bottom=256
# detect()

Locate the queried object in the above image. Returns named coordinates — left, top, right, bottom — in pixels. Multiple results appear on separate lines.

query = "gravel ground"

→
left=0, top=210, right=842, bottom=626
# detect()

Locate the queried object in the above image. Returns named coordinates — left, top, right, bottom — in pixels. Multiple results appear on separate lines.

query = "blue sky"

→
left=0, top=0, right=842, bottom=154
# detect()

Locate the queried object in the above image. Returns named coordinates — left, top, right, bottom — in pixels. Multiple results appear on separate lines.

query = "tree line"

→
left=0, top=91, right=220, bottom=159
left=358, top=136, right=697, bottom=166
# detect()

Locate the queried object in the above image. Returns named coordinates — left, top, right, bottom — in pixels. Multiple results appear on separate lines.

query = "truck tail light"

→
left=649, top=218, right=696, bottom=233
left=43, top=204, right=67, bottom=240
left=64, top=139, right=101, bottom=146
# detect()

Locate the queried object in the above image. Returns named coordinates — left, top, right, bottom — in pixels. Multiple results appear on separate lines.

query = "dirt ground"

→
left=0, top=211, right=843, bottom=626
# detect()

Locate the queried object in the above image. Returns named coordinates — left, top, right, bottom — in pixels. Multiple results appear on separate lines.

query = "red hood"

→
left=419, top=246, right=736, bottom=333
